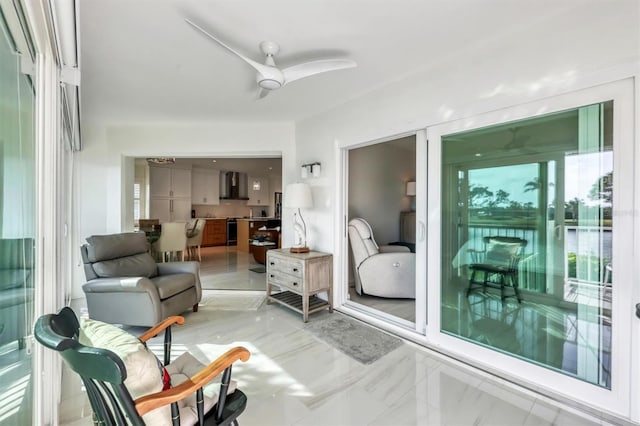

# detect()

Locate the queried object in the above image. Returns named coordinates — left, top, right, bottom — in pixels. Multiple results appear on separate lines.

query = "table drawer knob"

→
left=270, top=274, right=275, bottom=278
left=269, top=262, right=275, bottom=265
left=292, top=268, right=299, bottom=272
left=293, top=282, right=299, bottom=286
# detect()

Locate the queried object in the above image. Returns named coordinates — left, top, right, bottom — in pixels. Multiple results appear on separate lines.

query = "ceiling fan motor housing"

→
left=258, top=78, right=282, bottom=90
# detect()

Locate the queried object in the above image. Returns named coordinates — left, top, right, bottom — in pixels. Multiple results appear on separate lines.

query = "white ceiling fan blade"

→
left=282, top=59, right=356, bottom=85
left=257, top=88, right=270, bottom=100
left=184, top=19, right=276, bottom=79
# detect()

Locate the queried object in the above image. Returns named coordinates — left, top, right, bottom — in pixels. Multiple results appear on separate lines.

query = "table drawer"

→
left=267, top=256, right=303, bottom=278
left=267, top=271, right=303, bottom=293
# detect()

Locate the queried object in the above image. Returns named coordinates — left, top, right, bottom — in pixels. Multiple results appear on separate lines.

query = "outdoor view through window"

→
left=440, top=101, right=613, bottom=388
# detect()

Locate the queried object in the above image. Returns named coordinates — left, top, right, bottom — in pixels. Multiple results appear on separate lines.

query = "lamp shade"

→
left=284, top=183, right=313, bottom=208
left=406, top=181, right=416, bottom=196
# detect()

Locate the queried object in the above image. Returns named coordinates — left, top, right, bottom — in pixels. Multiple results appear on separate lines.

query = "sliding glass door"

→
left=345, top=135, right=418, bottom=327
left=427, top=80, right=635, bottom=417
left=0, top=8, right=36, bottom=424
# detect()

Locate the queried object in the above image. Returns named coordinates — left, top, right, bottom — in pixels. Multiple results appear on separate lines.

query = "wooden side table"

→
left=266, top=249, right=333, bottom=322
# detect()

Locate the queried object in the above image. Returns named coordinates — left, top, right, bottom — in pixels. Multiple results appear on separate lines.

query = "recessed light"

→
left=475, top=153, right=482, bottom=157
left=212, top=159, right=217, bottom=163
left=268, top=166, right=273, bottom=170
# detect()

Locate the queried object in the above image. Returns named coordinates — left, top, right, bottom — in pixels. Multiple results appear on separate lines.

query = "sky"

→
left=468, top=151, right=613, bottom=206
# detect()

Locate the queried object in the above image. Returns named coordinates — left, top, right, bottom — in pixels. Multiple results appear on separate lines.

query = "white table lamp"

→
left=284, top=183, right=313, bottom=253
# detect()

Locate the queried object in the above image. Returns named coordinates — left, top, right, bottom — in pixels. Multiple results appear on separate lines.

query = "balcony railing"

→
left=458, top=223, right=612, bottom=295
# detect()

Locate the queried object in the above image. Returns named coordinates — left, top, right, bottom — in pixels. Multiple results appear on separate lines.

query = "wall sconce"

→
left=406, top=181, right=416, bottom=196
left=301, top=162, right=321, bottom=179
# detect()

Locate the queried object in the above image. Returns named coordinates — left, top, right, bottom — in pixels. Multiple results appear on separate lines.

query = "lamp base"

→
left=290, top=246, right=310, bottom=253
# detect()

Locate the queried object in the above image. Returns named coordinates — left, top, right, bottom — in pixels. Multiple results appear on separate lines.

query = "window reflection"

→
left=0, top=11, right=36, bottom=424
left=441, top=102, right=613, bottom=388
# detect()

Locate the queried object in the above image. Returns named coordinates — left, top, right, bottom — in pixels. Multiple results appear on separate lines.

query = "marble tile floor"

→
left=348, top=287, right=415, bottom=323
left=199, top=246, right=267, bottom=291
left=59, top=291, right=615, bottom=426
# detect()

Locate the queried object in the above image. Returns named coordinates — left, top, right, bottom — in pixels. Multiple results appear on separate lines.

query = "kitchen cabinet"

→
left=149, top=166, right=192, bottom=222
left=201, top=219, right=227, bottom=247
left=149, top=198, right=191, bottom=223
left=149, top=166, right=191, bottom=198
left=191, top=168, right=220, bottom=205
left=237, top=219, right=268, bottom=252
left=247, top=176, right=269, bottom=206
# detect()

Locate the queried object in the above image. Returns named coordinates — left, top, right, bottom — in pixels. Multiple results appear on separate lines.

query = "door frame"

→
left=426, top=78, right=636, bottom=419
left=334, top=130, right=427, bottom=336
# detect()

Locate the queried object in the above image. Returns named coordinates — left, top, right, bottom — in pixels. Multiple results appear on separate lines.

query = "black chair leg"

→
left=511, top=273, right=522, bottom=303
left=467, top=270, right=477, bottom=297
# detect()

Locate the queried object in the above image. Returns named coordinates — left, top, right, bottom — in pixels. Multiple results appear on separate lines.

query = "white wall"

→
left=295, top=2, right=639, bottom=258
left=73, top=121, right=295, bottom=297
left=348, top=136, right=415, bottom=245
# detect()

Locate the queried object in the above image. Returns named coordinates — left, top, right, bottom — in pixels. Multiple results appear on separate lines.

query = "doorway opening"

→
left=345, top=135, right=417, bottom=326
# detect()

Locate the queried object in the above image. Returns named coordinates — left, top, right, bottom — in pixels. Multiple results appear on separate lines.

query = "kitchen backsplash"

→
left=192, top=200, right=271, bottom=218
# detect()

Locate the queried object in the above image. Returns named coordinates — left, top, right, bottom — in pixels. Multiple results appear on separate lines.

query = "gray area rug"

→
left=305, top=315, right=403, bottom=364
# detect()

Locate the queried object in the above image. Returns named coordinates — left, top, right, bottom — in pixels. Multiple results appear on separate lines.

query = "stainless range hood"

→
left=219, top=171, right=249, bottom=200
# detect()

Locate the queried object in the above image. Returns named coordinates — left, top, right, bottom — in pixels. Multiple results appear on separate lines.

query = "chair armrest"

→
left=135, top=346, right=251, bottom=417
left=361, top=252, right=415, bottom=269
left=379, top=245, right=410, bottom=253
left=138, top=316, right=185, bottom=343
left=157, top=261, right=199, bottom=276
left=82, top=277, right=157, bottom=294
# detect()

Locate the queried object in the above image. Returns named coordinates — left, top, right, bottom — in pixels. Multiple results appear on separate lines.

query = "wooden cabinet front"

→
left=201, top=219, right=227, bottom=247
left=237, top=220, right=268, bottom=252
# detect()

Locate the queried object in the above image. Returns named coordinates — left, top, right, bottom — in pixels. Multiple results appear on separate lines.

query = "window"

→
left=134, top=182, right=141, bottom=222
left=440, top=102, right=614, bottom=388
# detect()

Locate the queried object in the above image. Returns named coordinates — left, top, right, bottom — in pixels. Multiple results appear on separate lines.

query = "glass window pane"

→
left=0, top=12, right=36, bottom=424
left=441, top=102, right=613, bottom=388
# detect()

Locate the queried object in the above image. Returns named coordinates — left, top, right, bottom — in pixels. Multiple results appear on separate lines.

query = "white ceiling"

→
left=79, top=0, right=579, bottom=124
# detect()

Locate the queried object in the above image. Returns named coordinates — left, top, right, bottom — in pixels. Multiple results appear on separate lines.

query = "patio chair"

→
left=467, top=236, right=527, bottom=303
left=34, top=307, right=250, bottom=426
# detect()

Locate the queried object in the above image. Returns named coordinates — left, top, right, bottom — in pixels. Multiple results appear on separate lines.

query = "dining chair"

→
left=186, top=219, right=206, bottom=262
left=153, top=222, right=188, bottom=262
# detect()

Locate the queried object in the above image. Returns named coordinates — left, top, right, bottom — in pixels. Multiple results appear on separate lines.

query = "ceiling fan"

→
left=503, top=127, right=533, bottom=151
left=185, top=19, right=357, bottom=98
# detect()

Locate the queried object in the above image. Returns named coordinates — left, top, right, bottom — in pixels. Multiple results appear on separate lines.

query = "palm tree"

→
left=524, top=177, right=540, bottom=193
left=564, top=197, right=583, bottom=220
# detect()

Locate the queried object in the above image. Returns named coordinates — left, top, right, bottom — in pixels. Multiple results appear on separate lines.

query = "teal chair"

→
left=34, top=307, right=250, bottom=425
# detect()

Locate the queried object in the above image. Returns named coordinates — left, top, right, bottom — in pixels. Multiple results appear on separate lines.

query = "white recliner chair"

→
left=348, top=218, right=416, bottom=299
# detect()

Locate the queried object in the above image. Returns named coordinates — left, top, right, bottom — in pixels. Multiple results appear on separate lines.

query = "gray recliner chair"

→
left=81, top=232, right=202, bottom=327
left=348, top=218, right=416, bottom=299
